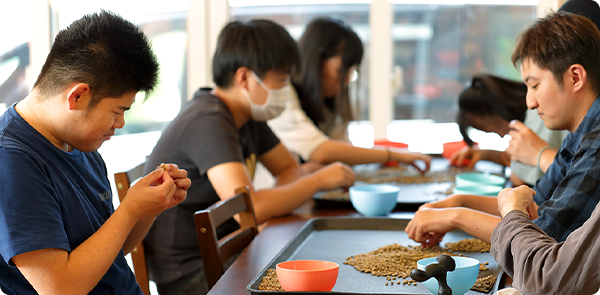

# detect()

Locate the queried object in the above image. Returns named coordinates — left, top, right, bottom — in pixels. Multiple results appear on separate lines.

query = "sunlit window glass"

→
left=230, top=1, right=371, bottom=121
left=391, top=2, right=536, bottom=122
left=0, top=0, right=33, bottom=106
left=50, top=0, right=190, bottom=135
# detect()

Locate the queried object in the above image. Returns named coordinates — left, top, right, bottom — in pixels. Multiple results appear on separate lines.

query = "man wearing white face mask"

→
left=142, top=19, right=356, bottom=295
left=243, top=71, right=290, bottom=121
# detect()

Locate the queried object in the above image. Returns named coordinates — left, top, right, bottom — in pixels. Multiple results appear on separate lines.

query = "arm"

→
left=310, top=140, right=432, bottom=172
left=449, top=146, right=511, bottom=168
left=492, top=186, right=600, bottom=294
left=208, top=153, right=355, bottom=224
left=267, top=92, right=431, bottom=170
left=421, top=194, right=501, bottom=216
left=506, top=120, right=556, bottom=173
left=12, top=167, right=189, bottom=295
left=405, top=207, right=500, bottom=247
left=258, top=143, right=309, bottom=186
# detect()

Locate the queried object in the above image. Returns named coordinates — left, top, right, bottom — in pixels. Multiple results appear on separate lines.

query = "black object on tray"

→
left=411, top=254, right=455, bottom=295
left=247, top=217, right=503, bottom=294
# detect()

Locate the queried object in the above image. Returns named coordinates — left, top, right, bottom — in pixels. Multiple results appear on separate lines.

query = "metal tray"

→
left=314, top=159, right=506, bottom=207
left=247, top=217, right=503, bottom=295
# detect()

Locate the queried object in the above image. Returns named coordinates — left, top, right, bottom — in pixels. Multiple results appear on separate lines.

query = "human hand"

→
left=497, top=185, right=536, bottom=218
left=405, top=208, right=457, bottom=248
left=121, top=164, right=189, bottom=221
left=314, top=161, right=355, bottom=191
left=449, top=146, right=481, bottom=168
left=506, top=120, right=549, bottom=166
left=392, top=151, right=431, bottom=173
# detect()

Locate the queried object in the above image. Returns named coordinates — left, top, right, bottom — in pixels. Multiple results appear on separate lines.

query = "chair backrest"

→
left=194, top=186, right=258, bottom=289
left=114, top=162, right=150, bottom=295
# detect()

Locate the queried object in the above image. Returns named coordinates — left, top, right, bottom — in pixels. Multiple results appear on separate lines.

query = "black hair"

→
left=294, top=17, right=364, bottom=126
left=212, top=19, right=301, bottom=88
left=457, top=74, right=527, bottom=145
left=33, top=10, right=159, bottom=108
left=559, top=0, right=600, bottom=30
left=512, top=12, right=600, bottom=95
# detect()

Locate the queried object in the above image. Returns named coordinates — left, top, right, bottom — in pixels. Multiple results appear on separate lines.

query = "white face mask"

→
left=242, top=71, right=290, bottom=122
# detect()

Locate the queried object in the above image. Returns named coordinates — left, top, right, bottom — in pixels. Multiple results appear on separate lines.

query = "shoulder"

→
left=169, top=90, right=237, bottom=135
left=578, top=126, right=600, bottom=151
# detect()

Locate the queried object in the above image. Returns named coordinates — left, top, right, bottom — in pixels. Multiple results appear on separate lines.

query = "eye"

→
left=532, top=84, right=539, bottom=90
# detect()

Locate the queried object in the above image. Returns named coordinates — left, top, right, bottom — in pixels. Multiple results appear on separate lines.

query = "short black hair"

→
left=33, top=10, right=160, bottom=108
left=295, top=17, right=364, bottom=125
left=212, top=19, right=301, bottom=88
left=512, top=12, right=600, bottom=95
left=457, top=74, right=527, bottom=145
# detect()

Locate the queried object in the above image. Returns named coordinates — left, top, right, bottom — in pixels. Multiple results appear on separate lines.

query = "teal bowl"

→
left=417, top=256, right=479, bottom=295
left=455, top=172, right=505, bottom=188
left=452, top=185, right=502, bottom=196
left=349, top=184, right=399, bottom=216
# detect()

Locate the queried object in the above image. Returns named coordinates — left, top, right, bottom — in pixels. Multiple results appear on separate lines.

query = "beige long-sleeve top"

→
left=491, top=209, right=600, bottom=295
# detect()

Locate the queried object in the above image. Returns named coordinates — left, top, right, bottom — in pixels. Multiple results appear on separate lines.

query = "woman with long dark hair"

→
left=451, top=74, right=567, bottom=186
left=268, top=17, right=431, bottom=172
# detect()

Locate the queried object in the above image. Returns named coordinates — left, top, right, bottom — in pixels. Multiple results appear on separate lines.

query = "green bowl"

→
left=455, top=172, right=505, bottom=188
left=452, top=185, right=502, bottom=196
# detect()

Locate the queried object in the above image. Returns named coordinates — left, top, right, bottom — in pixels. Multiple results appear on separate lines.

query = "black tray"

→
left=247, top=217, right=503, bottom=294
left=314, top=159, right=506, bottom=207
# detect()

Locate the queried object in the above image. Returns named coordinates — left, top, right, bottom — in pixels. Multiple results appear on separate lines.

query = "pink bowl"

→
left=276, top=260, right=339, bottom=291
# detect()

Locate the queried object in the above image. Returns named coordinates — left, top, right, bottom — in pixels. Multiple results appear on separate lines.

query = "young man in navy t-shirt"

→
left=0, top=11, right=191, bottom=295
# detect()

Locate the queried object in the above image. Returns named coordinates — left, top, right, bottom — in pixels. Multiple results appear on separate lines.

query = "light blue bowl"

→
left=452, top=185, right=502, bottom=196
left=417, top=256, right=480, bottom=295
left=349, top=184, right=399, bottom=216
left=455, top=172, right=505, bottom=188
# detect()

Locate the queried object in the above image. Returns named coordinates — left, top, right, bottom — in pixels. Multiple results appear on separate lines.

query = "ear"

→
left=234, top=67, right=252, bottom=90
left=567, top=64, right=587, bottom=93
left=66, top=83, right=91, bottom=110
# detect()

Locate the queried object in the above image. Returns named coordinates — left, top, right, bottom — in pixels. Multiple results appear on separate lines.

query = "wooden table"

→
left=207, top=160, right=512, bottom=294
left=206, top=199, right=512, bottom=295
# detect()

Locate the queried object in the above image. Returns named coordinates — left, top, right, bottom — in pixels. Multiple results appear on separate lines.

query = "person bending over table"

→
left=406, top=11, right=600, bottom=248
left=267, top=17, right=430, bottom=173
left=0, top=11, right=191, bottom=295
left=450, top=74, right=567, bottom=187
left=143, top=19, right=356, bottom=295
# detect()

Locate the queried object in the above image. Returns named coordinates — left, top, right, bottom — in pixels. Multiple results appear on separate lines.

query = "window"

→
left=50, top=0, right=190, bottom=135
left=0, top=0, right=33, bottom=107
left=230, top=2, right=371, bottom=120
left=392, top=3, right=536, bottom=122
left=388, top=2, right=536, bottom=152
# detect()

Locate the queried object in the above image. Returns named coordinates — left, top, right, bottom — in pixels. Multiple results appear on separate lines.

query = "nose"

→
left=114, top=114, right=125, bottom=129
left=525, top=90, right=538, bottom=110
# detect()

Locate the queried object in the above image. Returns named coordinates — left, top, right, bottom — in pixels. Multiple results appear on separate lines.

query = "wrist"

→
left=114, top=204, right=140, bottom=229
left=537, top=145, right=552, bottom=173
left=448, top=208, right=463, bottom=229
left=450, top=194, right=465, bottom=207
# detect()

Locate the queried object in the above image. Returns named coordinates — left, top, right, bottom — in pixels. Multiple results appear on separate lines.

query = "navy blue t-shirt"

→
left=0, top=105, right=141, bottom=295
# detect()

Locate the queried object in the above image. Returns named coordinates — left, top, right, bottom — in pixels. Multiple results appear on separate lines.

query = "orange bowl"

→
left=374, top=140, right=409, bottom=166
left=276, top=260, right=339, bottom=291
left=442, top=141, right=478, bottom=166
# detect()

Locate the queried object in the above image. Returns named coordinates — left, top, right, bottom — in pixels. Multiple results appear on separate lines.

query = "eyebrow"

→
left=524, top=75, right=537, bottom=84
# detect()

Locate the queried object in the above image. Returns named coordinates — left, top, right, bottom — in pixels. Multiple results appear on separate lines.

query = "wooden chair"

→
left=194, top=186, right=258, bottom=289
left=114, top=162, right=151, bottom=295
